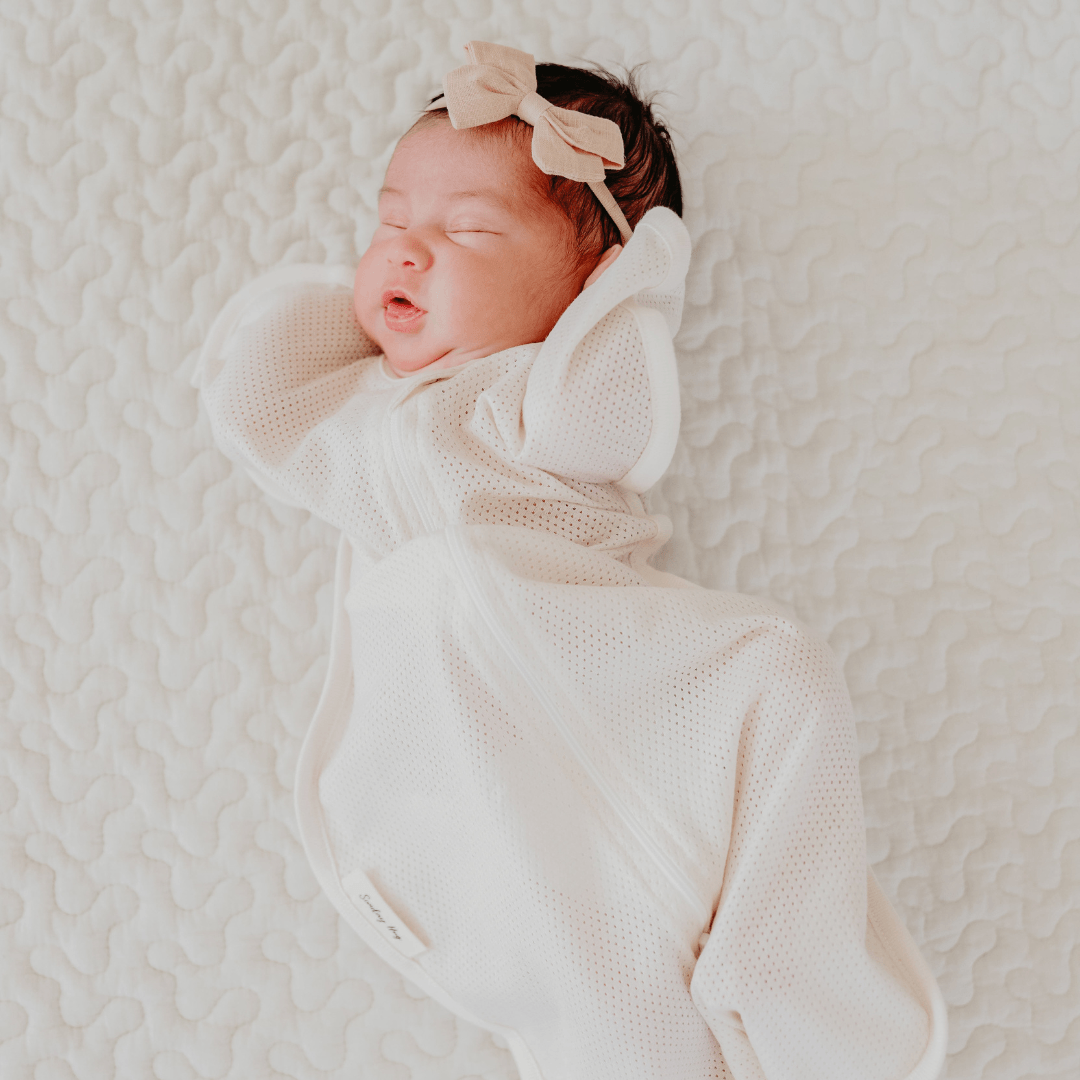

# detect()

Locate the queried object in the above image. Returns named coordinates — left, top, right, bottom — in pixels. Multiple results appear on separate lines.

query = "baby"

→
left=354, top=95, right=624, bottom=376
left=193, top=42, right=945, bottom=1080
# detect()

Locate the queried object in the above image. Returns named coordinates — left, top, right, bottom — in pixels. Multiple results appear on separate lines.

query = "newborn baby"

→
left=192, top=42, right=945, bottom=1080
left=353, top=106, right=623, bottom=376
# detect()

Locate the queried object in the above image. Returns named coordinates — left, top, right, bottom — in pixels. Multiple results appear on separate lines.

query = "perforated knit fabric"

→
left=192, top=207, right=946, bottom=1080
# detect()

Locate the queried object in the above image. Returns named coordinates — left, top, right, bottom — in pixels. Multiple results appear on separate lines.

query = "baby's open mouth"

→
left=382, top=290, right=426, bottom=332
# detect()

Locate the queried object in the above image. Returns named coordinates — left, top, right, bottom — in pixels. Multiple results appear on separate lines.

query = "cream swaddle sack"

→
left=192, top=42, right=946, bottom=1080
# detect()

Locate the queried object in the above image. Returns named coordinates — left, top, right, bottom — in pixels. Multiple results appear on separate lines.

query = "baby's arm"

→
left=192, top=267, right=379, bottom=515
left=690, top=621, right=943, bottom=1080
left=473, top=206, right=690, bottom=492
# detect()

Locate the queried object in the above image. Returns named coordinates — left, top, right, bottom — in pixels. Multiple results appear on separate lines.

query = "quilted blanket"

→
left=2, top=2, right=1076, bottom=1078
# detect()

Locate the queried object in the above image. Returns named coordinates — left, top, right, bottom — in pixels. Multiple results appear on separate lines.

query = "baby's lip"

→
left=380, top=288, right=425, bottom=312
left=381, top=287, right=426, bottom=333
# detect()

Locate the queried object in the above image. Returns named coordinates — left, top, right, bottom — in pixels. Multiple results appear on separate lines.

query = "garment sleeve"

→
left=689, top=620, right=947, bottom=1080
left=190, top=265, right=380, bottom=514
left=469, top=206, right=691, bottom=492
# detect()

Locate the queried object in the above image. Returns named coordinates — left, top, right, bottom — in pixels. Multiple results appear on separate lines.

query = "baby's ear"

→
left=582, top=245, right=623, bottom=290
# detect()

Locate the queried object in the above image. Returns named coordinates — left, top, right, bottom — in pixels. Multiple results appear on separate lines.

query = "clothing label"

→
left=340, top=868, right=428, bottom=957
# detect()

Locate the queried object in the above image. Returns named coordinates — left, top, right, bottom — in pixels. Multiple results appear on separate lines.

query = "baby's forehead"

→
left=388, top=117, right=535, bottom=184
left=382, top=120, right=558, bottom=216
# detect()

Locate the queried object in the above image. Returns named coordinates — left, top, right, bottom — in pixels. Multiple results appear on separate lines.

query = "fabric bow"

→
left=434, top=41, right=633, bottom=241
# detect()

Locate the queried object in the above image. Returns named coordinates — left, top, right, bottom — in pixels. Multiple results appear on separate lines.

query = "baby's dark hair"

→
left=419, top=62, right=683, bottom=262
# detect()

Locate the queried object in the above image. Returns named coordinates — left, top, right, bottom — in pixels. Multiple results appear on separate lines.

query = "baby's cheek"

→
left=353, top=278, right=384, bottom=344
left=529, top=264, right=580, bottom=336
left=355, top=303, right=390, bottom=356
left=353, top=295, right=376, bottom=339
left=353, top=253, right=382, bottom=315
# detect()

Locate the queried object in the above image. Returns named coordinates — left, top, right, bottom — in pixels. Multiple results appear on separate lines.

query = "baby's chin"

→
left=384, top=347, right=483, bottom=377
left=355, top=314, right=447, bottom=375
left=384, top=353, right=441, bottom=377
left=380, top=334, right=511, bottom=377
left=360, top=310, right=536, bottom=376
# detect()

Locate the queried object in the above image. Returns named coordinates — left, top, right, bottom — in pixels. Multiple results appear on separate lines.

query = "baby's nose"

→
left=389, top=230, right=433, bottom=271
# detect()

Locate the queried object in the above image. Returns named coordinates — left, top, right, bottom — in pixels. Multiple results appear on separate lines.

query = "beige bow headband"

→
left=429, top=41, right=634, bottom=244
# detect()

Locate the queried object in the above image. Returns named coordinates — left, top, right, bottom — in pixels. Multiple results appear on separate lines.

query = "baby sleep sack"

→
left=191, top=207, right=946, bottom=1080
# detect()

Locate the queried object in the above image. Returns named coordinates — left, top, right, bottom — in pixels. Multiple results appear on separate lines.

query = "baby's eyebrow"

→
left=445, top=189, right=509, bottom=206
left=378, top=186, right=512, bottom=211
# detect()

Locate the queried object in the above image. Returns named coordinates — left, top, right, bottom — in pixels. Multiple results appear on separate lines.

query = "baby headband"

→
left=429, top=40, right=634, bottom=244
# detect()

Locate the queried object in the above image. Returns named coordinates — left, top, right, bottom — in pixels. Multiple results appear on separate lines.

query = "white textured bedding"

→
left=1, top=2, right=1076, bottom=1078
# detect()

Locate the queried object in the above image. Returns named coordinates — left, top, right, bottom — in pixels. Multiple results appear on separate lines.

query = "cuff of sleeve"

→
left=866, top=869, right=949, bottom=1080
left=615, top=300, right=682, bottom=494
left=634, top=206, right=692, bottom=296
left=190, top=264, right=355, bottom=390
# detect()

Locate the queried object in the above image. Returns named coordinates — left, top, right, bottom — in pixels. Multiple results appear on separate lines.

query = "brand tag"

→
left=340, top=868, right=428, bottom=957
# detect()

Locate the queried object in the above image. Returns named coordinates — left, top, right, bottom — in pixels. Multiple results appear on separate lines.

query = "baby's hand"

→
left=582, top=244, right=622, bottom=290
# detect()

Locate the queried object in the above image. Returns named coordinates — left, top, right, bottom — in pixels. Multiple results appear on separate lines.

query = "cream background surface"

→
left=1, top=1, right=1076, bottom=1078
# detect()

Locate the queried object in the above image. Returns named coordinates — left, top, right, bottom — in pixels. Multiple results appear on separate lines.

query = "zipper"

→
left=388, top=398, right=709, bottom=928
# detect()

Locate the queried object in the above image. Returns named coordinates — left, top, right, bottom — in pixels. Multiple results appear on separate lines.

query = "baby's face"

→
left=354, top=120, right=587, bottom=376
